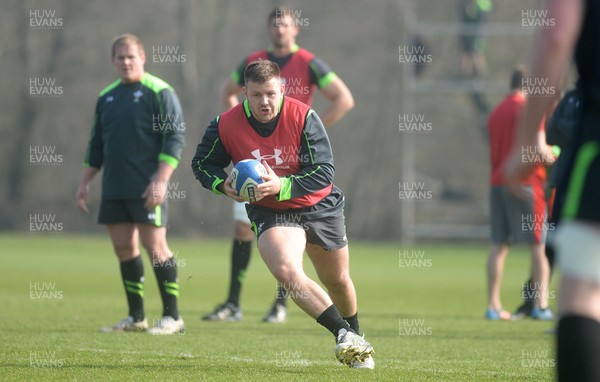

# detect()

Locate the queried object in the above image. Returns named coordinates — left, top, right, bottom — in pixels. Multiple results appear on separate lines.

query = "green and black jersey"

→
left=85, top=73, right=185, bottom=199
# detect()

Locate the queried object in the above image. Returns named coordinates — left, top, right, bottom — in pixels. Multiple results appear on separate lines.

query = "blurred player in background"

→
left=203, top=6, right=354, bottom=323
left=76, top=34, right=185, bottom=335
left=486, top=66, right=554, bottom=321
left=503, top=0, right=600, bottom=379
left=459, top=0, right=493, bottom=115
left=192, top=60, right=373, bottom=368
left=513, top=84, right=582, bottom=319
left=459, top=0, right=492, bottom=78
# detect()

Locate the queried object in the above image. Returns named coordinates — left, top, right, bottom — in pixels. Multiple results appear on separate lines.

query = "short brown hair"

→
left=244, top=59, right=280, bottom=85
left=510, top=66, right=526, bottom=91
left=111, top=33, right=145, bottom=59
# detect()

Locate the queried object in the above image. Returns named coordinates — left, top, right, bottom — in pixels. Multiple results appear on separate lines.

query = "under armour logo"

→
left=106, top=96, right=114, bottom=103
left=251, top=149, right=283, bottom=165
left=148, top=212, right=156, bottom=221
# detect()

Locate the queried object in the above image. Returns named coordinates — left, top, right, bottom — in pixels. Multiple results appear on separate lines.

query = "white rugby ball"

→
left=231, top=159, right=268, bottom=202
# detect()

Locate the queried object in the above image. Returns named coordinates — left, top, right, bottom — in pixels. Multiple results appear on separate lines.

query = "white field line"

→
left=75, top=348, right=534, bottom=377
left=76, top=348, right=333, bottom=366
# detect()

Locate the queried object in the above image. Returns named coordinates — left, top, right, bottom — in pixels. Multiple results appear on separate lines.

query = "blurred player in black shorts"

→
left=459, top=0, right=492, bottom=77
left=76, top=34, right=185, bottom=335
left=513, top=85, right=582, bottom=319
left=503, top=0, right=600, bottom=379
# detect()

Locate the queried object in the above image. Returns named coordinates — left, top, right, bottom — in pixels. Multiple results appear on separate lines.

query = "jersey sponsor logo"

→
left=133, top=90, right=143, bottom=103
left=251, top=149, right=283, bottom=165
left=251, top=147, right=310, bottom=169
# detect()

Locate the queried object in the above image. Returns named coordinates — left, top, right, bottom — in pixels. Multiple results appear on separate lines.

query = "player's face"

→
left=112, top=42, right=145, bottom=84
left=268, top=15, right=299, bottom=49
left=244, top=77, right=284, bottom=123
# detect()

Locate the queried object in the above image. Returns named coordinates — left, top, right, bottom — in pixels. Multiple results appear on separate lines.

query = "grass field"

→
left=0, top=233, right=558, bottom=381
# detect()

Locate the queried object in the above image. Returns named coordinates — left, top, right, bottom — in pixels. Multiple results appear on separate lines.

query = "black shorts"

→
left=246, top=206, right=348, bottom=251
left=460, top=35, right=485, bottom=54
left=562, top=140, right=600, bottom=223
left=98, top=199, right=168, bottom=227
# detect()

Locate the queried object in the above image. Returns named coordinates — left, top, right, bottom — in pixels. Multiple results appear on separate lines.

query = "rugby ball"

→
left=230, top=159, right=268, bottom=202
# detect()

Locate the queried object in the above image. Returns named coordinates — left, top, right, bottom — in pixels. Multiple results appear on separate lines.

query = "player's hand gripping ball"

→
left=230, top=159, right=268, bottom=202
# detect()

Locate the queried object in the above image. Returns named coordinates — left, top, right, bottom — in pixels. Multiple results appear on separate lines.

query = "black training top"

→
left=85, top=73, right=185, bottom=199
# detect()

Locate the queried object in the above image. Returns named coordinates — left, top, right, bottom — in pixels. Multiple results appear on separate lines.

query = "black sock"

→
left=153, top=258, right=180, bottom=320
left=226, top=240, right=252, bottom=307
left=343, top=312, right=360, bottom=334
left=316, top=305, right=352, bottom=338
left=558, top=315, right=600, bottom=382
left=274, top=284, right=287, bottom=307
left=120, top=256, right=145, bottom=322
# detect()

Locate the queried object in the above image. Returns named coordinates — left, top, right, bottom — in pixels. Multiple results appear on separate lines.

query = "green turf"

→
left=0, top=233, right=557, bottom=381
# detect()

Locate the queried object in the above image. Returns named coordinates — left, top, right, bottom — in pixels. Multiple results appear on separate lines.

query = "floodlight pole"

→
left=400, top=6, right=416, bottom=245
